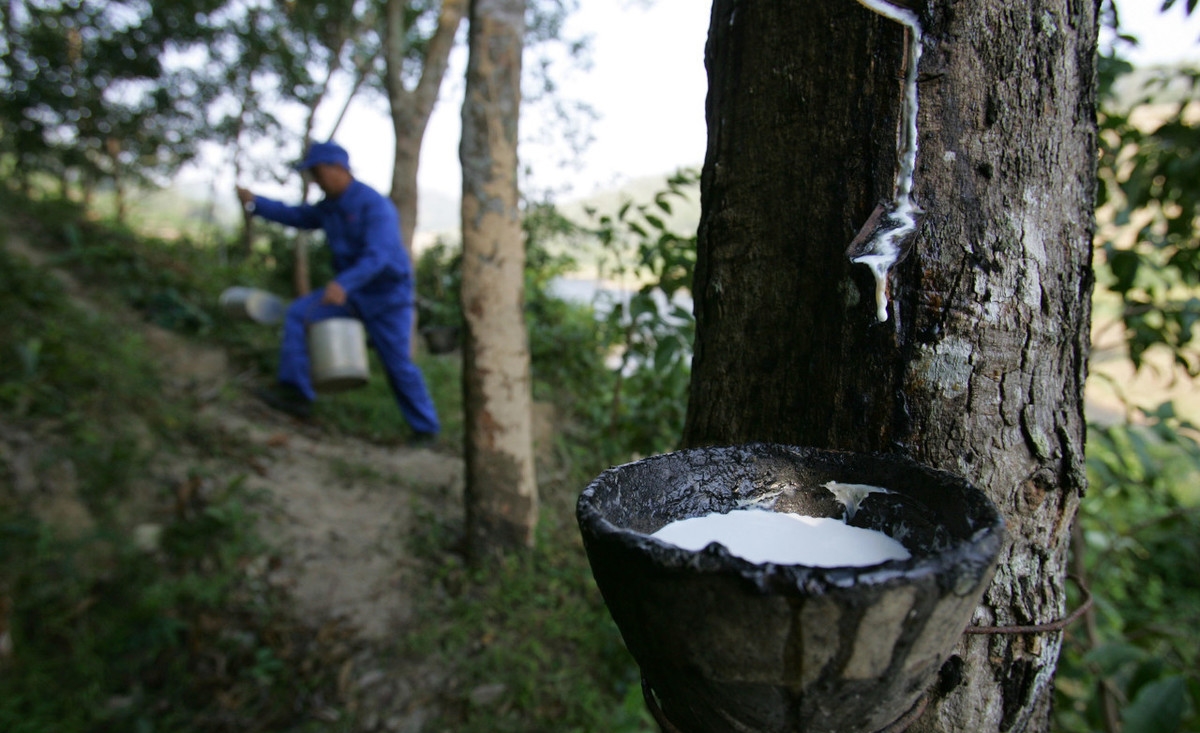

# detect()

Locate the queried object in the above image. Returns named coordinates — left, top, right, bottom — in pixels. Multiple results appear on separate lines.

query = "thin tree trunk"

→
left=292, top=60, right=342, bottom=298
left=385, top=0, right=466, bottom=256
left=459, top=0, right=537, bottom=560
left=328, top=49, right=380, bottom=139
left=106, top=137, right=126, bottom=224
left=290, top=37, right=368, bottom=295
left=241, top=204, right=255, bottom=265
left=81, top=171, right=93, bottom=211
left=385, top=0, right=465, bottom=352
left=234, top=104, right=256, bottom=261
left=684, top=2, right=1096, bottom=731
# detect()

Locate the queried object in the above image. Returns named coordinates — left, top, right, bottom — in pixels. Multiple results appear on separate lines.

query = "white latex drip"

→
left=852, top=252, right=898, bottom=323
left=850, top=0, right=924, bottom=323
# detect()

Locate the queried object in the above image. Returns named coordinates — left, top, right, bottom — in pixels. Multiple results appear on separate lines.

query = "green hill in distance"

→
left=413, top=169, right=702, bottom=240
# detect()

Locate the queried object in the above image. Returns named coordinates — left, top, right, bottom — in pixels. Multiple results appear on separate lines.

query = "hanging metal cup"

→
left=218, top=286, right=286, bottom=325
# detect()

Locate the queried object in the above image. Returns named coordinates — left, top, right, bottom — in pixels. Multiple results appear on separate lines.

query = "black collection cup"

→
left=577, top=443, right=1005, bottom=733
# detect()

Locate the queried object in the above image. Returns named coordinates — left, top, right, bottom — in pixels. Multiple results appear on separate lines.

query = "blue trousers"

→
left=279, top=291, right=441, bottom=435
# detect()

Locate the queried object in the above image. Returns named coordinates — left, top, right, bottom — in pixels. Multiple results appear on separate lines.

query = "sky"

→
left=312, top=0, right=711, bottom=203
left=220, top=0, right=1200, bottom=214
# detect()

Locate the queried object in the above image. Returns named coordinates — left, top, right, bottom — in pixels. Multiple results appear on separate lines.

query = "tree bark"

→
left=684, top=1, right=1096, bottom=731
left=459, top=0, right=537, bottom=560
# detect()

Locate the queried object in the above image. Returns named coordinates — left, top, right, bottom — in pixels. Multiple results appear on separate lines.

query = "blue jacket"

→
left=253, top=180, right=413, bottom=316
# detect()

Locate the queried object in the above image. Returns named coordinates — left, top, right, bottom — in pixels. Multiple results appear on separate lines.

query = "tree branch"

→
left=963, top=575, right=1093, bottom=636
left=327, top=47, right=382, bottom=140
left=413, top=0, right=467, bottom=121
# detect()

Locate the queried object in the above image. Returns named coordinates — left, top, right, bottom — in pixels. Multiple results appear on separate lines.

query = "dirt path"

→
left=135, top=297, right=466, bottom=648
left=208, top=403, right=463, bottom=641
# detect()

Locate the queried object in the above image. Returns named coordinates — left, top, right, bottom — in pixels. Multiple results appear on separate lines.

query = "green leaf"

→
left=1110, top=250, right=1141, bottom=293
left=16, top=338, right=42, bottom=379
left=653, top=340, right=677, bottom=372
left=1082, top=642, right=1145, bottom=674
left=1123, top=675, right=1188, bottom=733
left=629, top=294, right=657, bottom=321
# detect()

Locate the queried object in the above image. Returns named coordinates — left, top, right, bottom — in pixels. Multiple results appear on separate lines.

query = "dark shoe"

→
left=253, top=385, right=313, bottom=419
left=406, top=432, right=437, bottom=448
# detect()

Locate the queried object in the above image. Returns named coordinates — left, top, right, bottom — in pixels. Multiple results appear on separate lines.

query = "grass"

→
left=313, top=348, right=464, bottom=448
left=0, top=475, right=357, bottom=733
left=397, top=481, right=654, bottom=733
left=0, top=185, right=652, bottom=732
left=0, top=237, right=353, bottom=732
left=1055, top=413, right=1200, bottom=733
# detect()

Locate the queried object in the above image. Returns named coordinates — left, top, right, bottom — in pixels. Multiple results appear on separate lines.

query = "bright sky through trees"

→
left=405, top=0, right=1200, bottom=199
left=208, top=0, right=1200, bottom=209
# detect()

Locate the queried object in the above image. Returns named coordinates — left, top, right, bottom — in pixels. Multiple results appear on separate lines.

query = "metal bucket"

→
left=308, top=318, right=370, bottom=393
left=218, top=287, right=286, bottom=325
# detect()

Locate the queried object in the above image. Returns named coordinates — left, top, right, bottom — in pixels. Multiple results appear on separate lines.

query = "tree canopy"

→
left=0, top=0, right=230, bottom=192
left=1, top=0, right=585, bottom=225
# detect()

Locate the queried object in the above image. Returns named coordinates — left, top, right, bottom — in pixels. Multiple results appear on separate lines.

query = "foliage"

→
left=413, top=176, right=700, bottom=466
left=0, top=0, right=230, bottom=196
left=212, top=0, right=388, bottom=198
left=582, top=169, right=699, bottom=459
left=1163, top=0, right=1200, bottom=16
left=1054, top=5, right=1200, bottom=732
left=0, top=0, right=588, bottom=231
left=0, top=0, right=383, bottom=201
left=0, top=476, right=353, bottom=733
left=416, top=237, right=464, bottom=330
left=1095, top=14, right=1200, bottom=374
left=3, top=185, right=296, bottom=368
left=1056, top=406, right=1200, bottom=733
left=521, top=200, right=613, bottom=408
left=0, top=248, right=172, bottom=526
left=524, top=171, right=699, bottom=462
left=1, top=184, right=653, bottom=731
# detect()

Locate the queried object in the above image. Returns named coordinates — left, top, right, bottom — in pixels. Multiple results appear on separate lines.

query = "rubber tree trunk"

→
left=683, top=2, right=1096, bottom=731
left=459, top=0, right=538, bottom=560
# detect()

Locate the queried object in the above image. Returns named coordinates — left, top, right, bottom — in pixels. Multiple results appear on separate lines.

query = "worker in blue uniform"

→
left=236, top=141, right=440, bottom=443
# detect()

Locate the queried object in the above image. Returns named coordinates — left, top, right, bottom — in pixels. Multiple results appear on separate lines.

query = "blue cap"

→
left=294, top=141, right=350, bottom=171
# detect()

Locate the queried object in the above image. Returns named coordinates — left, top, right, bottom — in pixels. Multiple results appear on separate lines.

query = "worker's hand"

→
left=321, top=280, right=347, bottom=306
left=235, top=186, right=255, bottom=206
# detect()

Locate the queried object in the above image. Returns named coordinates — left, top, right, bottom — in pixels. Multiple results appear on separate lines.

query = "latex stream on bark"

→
left=845, top=0, right=923, bottom=323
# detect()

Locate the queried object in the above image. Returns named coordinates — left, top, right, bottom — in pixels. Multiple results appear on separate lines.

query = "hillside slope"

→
left=0, top=221, right=475, bottom=729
